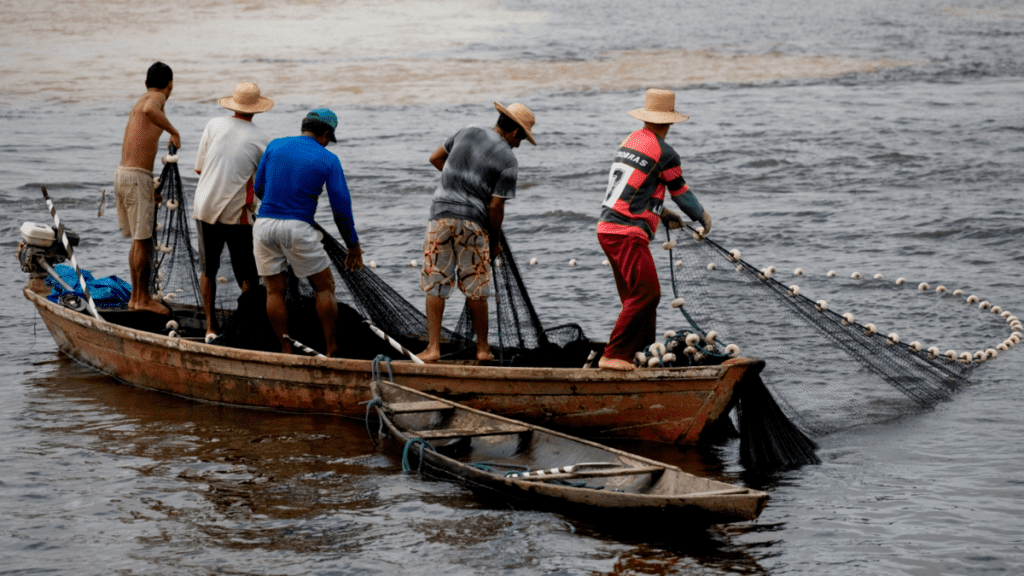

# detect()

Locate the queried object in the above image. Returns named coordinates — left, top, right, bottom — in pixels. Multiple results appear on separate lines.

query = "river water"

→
left=2, top=0, right=1023, bottom=574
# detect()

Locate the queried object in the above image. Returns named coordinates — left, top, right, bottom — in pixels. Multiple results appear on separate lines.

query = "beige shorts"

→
left=420, top=218, right=491, bottom=300
left=114, top=166, right=156, bottom=240
left=253, top=218, right=331, bottom=279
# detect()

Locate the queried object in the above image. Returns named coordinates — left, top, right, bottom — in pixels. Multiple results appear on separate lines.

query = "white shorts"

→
left=253, top=218, right=331, bottom=279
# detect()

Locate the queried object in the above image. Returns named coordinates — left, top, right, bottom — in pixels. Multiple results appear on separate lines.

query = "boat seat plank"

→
left=387, top=400, right=453, bottom=414
left=509, top=465, right=664, bottom=482
left=412, top=426, right=530, bottom=440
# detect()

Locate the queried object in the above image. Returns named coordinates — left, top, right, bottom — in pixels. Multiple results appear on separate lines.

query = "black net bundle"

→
left=662, top=224, right=984, bottom=449
left=319, top=225, right=595, bottom=366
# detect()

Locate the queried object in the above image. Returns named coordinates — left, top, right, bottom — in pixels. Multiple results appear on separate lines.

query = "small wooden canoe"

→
left=370, top=376, right=770, bottom=524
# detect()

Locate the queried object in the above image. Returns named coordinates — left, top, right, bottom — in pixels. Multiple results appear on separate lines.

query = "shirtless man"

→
left=114, top=62, right=181, bottom=314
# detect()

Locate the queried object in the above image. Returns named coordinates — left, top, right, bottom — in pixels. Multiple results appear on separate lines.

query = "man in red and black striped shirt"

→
left=597, top=89, right=713, bottom=371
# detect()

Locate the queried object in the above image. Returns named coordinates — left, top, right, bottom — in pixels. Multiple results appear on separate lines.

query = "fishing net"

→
left=146, top=155, right=594, bottom=366
left=657, top=224, right=1011, bottom=438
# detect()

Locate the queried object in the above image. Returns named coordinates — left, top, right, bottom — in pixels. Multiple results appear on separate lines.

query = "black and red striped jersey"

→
left=597, top=128, right=689, bottom=240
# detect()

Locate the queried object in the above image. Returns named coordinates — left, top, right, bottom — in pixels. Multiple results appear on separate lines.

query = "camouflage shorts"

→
left=420, top=218, right=491, bottom=300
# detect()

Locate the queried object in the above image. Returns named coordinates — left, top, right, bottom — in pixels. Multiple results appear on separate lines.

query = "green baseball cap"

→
left=306, top=108, right=338, bottom=142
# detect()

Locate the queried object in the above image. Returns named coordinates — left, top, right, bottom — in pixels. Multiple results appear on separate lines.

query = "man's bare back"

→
left=120, top=88, right=180, bottom=170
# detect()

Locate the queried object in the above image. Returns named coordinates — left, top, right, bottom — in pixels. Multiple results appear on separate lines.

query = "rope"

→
left=361, top=397, right=383, bottom=446
left=401, top=438, right=435, bottom=472
left=371, top=354, right=394, bottom=383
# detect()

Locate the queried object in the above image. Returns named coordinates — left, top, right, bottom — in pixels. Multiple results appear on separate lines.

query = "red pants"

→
left=599, top=232, right=660, bottom=361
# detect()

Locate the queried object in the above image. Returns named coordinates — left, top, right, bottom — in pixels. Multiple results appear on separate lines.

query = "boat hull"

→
left=25, top=286, right=760, bottom=444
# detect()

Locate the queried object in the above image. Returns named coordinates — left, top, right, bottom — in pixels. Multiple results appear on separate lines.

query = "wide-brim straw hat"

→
left=628, top=89, right=689, bottom=124
left=494, top=101, right=537, bottom=145
left=220, top=82, right=274, bottom=114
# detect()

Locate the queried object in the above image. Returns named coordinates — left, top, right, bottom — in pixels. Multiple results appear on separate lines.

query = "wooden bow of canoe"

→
left=370, top=377, right=769, bottom=524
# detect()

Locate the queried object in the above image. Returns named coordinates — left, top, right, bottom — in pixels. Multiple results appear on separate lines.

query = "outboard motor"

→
left=18, top=221, right=79, bottom=295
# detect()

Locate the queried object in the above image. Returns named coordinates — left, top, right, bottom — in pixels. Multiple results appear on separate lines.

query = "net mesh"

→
left=662, top=225, right=980, bottom=436
left=147, top=158, right=593, bottom=366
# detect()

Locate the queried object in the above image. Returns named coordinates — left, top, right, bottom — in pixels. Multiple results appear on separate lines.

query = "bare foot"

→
left=417, top=349, right=441, bottom=363
left=476, top=346, right=494, bottom=362
left=598, top=356, right=636, bottom=371
left=133, top=299, right=172, bottom=315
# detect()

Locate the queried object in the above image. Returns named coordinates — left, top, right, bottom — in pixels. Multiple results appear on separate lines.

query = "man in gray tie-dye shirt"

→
left=417, top=102, right=537, bottom=363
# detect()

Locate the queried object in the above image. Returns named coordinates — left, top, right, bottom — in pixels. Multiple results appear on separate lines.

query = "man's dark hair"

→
left=146, top=62, right=173, bottom=89
left=496, top=113, right=522, bottom=138
left=302, top=118, right=335, bottom=138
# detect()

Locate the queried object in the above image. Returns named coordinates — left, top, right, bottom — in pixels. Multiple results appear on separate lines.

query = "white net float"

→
left=205, top=333, right=218, bottom=344
left=918, top=282, right=929, bottom=292
left=827, top=270, right=836, bottom=278
left=873, top=273, right=884, bottom=280
left=886, top=333, right=899, bottom=345
left=851, top=271, right=861, bottom=279
left=410, top=259, right=419, bottom=267
left=165, top=199, right=179, bottom=211
left=662, top=240, right=677, bottom=250
left=569, top=259, right=577, bottom=266
left=794, top=268, right=803, bottom=276
left=863, top=323, right=877, bottom=336
left=966, top=295, right=979, bottom=304
left=727, top=249, right=741, bottom=262
left=788, top=285, right=800, bottom=297
left=927, top=346, right=939, bottom=359
left=671, top=297, right=685, bottom=308
left=165, top=319, right=179, bottom=330
left=674, top=260, right=682, bottom=268
left=664, top=330, right=677, bottom=339
left=647, top=356, right=662, bottom=367
left=705, top=330, right=718, bottom=343
left=685, top=333, right=700, bottom=346
left=979, top=300, right=991, bottom=310
left=662, top=352, right=676, bottom=363
left=910, top=341, right=922, bottom=352
left=944, top=350, right=957, bottom=361
left=953, top=289, right=964, bottom=297
left=529, top=257, right=538, bottom=266
left=707, top=263, right=716, bottom=271
left=991, top=305, right=1002, bottom=314
left=603, top=260, right=611, bottom=266
left=161, top=154, right=179, bottom=164
left=216, top=276, right=227, bottom=284
left=815, top=300, right=828, bottom=312
left=724, top=343, right=740, bottom=357
left=936, top=285, right=947, bottom=294
left=369, top=261, right=377, bottom=268
left=842, top=313, right=855, bottom=326
left=650, top=342, right=666, bottom=356
left=683, top=345, right=698, bottom=357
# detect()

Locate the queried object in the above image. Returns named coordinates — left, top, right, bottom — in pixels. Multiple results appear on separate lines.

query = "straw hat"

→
left=494, top=101, right=537, bottom=145
left=219, top=82, right=274, bottom=114
left=628, top=89, right=689, bottom=124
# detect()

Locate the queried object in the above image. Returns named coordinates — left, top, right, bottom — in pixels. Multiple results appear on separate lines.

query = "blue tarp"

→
left=45, top=264, right=132, bottom=308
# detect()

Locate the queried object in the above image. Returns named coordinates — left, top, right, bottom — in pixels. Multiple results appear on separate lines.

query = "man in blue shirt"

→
left=253, top=108, right=363, bottom=356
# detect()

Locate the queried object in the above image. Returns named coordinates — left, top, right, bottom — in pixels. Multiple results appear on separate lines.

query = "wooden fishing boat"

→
left=23, top=280, right=761, bottom=445
left=370, top=376, right=769, bottom=523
